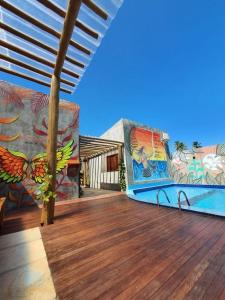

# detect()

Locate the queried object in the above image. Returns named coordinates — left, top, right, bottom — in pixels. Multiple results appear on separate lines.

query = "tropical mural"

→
left=170, top=144, right=225, bottom=185
left=129, top=127, right=169, bottom=181
left=0, top=81, right=80, bottom=209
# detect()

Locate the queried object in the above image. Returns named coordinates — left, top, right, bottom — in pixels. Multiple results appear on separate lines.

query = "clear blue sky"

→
left=1, top=0, right=225, bottom=151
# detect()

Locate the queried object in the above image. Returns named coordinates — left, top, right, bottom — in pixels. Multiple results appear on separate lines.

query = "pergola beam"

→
left=82, top=0, right=108, bottom=20
left=0, top=22, right=85, bottom=69
left=0, top=66, right=71, bottom=94
left=43, top=0, right=82, bottom=225
left=0, top=53, right=75, bottom=88
left=0, top=40, right=80, bottom=79
left=37, top=0, right=99, bottom=39
left=0, top=0, right=91, bottom=55
left=80, top=135, right=123, bottom=145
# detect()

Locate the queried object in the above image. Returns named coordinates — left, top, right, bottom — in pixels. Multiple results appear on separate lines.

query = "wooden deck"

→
left=3, top=194, right=225, bottom=299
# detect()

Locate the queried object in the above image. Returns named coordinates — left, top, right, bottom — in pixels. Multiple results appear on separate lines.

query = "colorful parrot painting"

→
left=0, top=140, right=74, bottom=184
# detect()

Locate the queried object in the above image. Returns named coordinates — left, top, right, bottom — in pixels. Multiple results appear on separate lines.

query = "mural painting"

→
left=0, top=81, right=80, bottom=209
left=0, top=140, right=74, bottom=184
left=170, top=144, right=225, bottom=185
left=129, top=127, right=169, bottom=181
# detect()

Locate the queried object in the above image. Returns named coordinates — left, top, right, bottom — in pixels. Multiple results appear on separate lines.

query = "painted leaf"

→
left=0, top=115, right=19, bottom=124
left=33, top=125, right=47, bottom=136
left=179, top=174, right=188, bottom=184
left=69, top=114, right=79, bottom=129
left=63, top=133, right=72, bottom=143
left=215, top=172, right=225, bottom=185
left=42, top=118, right=48, bottom=129
left=205, top=172, right=218, bottom=185
left=0, top=133, right=20, bottom=142
left=62, top=182, right=75, bottom=187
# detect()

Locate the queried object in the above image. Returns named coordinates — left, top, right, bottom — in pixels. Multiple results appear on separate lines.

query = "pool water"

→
left=128, top=184, right=225, bottom=217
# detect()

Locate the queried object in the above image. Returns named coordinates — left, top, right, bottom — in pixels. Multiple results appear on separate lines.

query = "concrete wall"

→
left=0, top=81, right=80, bottom=209
left=101, top=119, right=124, bottom=142
left=170, top=145, right=225, bottom=185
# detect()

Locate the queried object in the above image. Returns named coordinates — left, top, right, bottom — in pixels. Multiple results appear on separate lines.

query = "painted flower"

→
left=203, top=154, right=224, bottom=171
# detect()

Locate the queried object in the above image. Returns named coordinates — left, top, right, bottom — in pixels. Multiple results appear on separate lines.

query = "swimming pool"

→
left=128, top=184, right=225, bottom=217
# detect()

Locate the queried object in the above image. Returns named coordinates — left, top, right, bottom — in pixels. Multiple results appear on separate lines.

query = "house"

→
left=84, top=119, right=171, bottom=192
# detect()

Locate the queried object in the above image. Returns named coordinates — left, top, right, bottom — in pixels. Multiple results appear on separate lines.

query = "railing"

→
left=156, top=189, right=171, bottom=207
left=178, top=190, right=190, bottom=210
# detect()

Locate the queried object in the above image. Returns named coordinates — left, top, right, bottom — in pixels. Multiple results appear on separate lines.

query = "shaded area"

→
left=81, top=187, right=120, bottom=198
left=2, top=206, right=41, bottom=235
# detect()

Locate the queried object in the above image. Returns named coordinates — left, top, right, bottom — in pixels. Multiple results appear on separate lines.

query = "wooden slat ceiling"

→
left=80, top=135, right=123, bottom=159
left=0, top=0, right=123, bottom=94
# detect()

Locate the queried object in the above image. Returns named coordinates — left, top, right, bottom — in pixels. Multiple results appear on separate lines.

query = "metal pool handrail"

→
left=156, top=189, right=171, bottom=207
left=178, top=190, right=190, bottom=210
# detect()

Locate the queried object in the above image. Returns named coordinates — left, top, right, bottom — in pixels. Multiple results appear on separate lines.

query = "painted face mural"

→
left=130, top=127, right=169, bottom=181
left=0, top=140, right=74, bottom=184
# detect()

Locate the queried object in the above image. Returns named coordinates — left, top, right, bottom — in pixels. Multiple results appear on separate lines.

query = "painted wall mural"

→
left=170, top=145, right=225, bottom=185
left=0, top=81, right=80, bottom=209
left=0, top=140, right=74, bottom=184
left=129, top=127, right=169, bottom=181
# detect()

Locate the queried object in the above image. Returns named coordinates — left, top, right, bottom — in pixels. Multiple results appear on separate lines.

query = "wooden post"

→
left=41, top=75, right=60, bottom=225
left=41, top=0, right=82, bottom=225
left=118, top=145, right=123, bottom=162
left=83, top=159, right=87, bottom=187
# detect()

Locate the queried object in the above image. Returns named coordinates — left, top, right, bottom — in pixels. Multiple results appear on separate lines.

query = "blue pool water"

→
left=128, top=184, right=225, bottom=217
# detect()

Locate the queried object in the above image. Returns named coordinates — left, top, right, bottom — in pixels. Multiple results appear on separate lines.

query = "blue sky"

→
left=1, top=0, right=225, bottom=151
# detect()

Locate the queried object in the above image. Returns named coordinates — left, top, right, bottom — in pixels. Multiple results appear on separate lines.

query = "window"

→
left=107, top=154, right=119, bottom=172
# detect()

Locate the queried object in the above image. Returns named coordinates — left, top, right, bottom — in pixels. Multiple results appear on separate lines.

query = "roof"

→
left=0, top=0, right=123, bottom=94
left=80, top=135, right=123, bottom=159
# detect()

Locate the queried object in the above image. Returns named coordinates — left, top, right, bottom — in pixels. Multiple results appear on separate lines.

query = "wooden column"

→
left=41, top=0, right=82, bottom=225
left=118, top=145, right=123, bottom=162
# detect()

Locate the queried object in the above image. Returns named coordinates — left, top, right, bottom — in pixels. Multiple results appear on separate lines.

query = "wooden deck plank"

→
left=3, top=194, right=225, bottom=299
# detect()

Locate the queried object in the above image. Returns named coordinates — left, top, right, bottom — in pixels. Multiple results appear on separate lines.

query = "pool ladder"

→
left=156, top=189, right=171, bottom=207
left=156, top=189, right=190, bottom=211
left=177, top=190, right=190, bottom=210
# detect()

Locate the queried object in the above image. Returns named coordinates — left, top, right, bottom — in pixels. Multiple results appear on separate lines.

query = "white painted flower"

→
left=172, top=151, right=190, bottom=165
left=203, top=154, right=224, bottom=171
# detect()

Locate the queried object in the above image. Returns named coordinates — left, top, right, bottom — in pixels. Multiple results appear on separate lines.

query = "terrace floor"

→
left=3, top=194, right=225, bottom=299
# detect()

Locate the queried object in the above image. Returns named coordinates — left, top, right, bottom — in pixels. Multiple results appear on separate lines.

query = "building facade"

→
left=87, top=119, right=171, bottom=191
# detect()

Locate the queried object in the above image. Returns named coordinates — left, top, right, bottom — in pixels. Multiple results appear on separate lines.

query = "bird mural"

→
left=0, top=140, right=74, bottom=184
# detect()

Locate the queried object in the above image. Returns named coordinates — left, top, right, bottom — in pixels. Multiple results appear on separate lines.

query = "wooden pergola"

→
left=80, top=135, right=123, bottom=160
left=0, top=0, right=123, bottom=224
left=80, top=135, right=124, bottom=188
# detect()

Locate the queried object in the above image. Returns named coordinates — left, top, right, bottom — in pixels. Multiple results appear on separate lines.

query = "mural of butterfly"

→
left=0, top=140, right=74, bottom=184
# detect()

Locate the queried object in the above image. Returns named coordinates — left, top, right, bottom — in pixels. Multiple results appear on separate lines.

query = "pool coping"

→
left=127, top=183, right=225, bottom=218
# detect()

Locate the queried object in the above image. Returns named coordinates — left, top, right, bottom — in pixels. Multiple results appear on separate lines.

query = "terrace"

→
left=2, top=194, right=225, bottom=299
left=0, top=1, right=225, bottom=299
